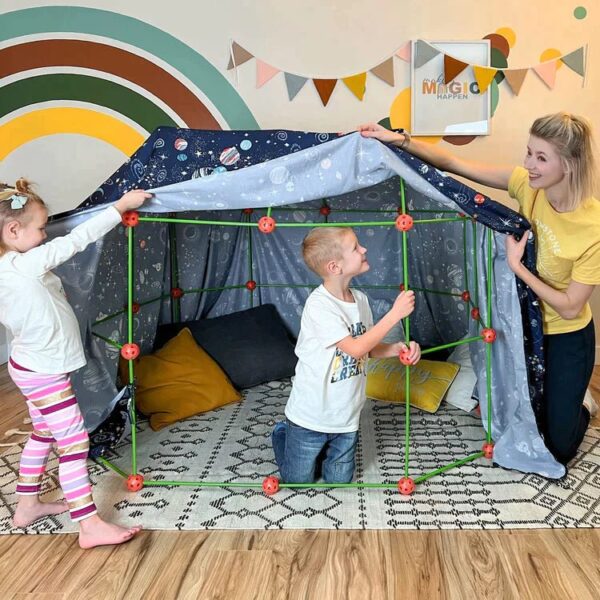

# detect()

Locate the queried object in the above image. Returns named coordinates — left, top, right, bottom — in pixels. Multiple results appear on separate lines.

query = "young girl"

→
left=0, top=179, right=151, bottom=548
left=358, top=113, right=600, bottom=466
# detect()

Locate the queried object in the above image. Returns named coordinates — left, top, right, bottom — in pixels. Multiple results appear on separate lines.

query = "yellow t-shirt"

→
left=508, top=166, right=600, bottom=335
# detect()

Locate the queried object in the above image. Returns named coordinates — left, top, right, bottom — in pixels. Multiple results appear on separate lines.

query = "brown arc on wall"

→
left=0, top=39, right=221, bottom=130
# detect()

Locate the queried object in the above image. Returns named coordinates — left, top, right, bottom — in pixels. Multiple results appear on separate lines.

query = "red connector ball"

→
left=124, top=302, right=141, bottom=314
left=246, top=280, right=257, bottom=291
left=474, top=194, right=485, bottom=205
left=122, top=211, right=139, bottom=227
left=319, top=206, right=331, bottom=216
left=170, top=287, right=184, bottom=299
left=126, top=474, right=144, bottom=492
left=120, top=343, right=140, bottom=361
left=481, top=328, right=497, bottom=343
left=258, top=216, right=276, bottom=233
left=262, top=476, right=280, bottom=495
left=395, top=214, right=414, bottom=232
left=482, top=443, right=494, bottom=459
left=397, top=477, right=415, bottom=495
left=461, top=291, right=470, bottom=302
left=243, top=208, right=254, bottom=215
left=399, top=347, right=413, bottom=366
left=471, top=307, right=480, bottom=321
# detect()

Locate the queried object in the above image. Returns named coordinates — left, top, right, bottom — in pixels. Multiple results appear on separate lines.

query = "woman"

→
left=359, top=113, right=599, bottom=465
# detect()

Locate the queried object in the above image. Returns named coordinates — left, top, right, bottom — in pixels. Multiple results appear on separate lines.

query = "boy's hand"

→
left=114, top=189, right=153, bottom=214
left=398, top=341, right=421, bottom=365
left=390, top=290, right=415, bottom=320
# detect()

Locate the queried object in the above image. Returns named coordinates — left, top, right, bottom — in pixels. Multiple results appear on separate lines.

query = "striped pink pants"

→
left=8, top=359, right=97, bottom=522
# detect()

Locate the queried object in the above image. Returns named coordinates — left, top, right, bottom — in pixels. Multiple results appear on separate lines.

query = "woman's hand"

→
left=357, top=123, right=405, bottom=145
left=505, top=232, right=530, bottom=273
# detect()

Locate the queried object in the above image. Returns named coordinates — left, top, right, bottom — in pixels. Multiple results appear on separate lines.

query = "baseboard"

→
left=0, top=343, right=8, bottom=365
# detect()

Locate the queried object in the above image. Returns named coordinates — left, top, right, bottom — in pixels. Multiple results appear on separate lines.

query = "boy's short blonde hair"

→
left=302, top=227, right=353, bottom=276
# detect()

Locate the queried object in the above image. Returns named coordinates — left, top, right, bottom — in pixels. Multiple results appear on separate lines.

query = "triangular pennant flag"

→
left=227, top=42, right=253, bottom=70
left=414, top=40, right=440, bottom=69
left=472, top=65, right=497, bottom=94
left=284, top=73, right=308, bottom=100
left=370, top=58, right=394, bottom=86
left=395, top=41, right=411, bottom=62
left=444, top=55, right=468, bottom=84
left=313, top=79, right=337, bottom=106
left=342, top=73, right=367, bottom=100
left=533, top=60, right=558, bottom=89
left=503, top=68, right=528, bottom=95
left=256, top=60, right=280, bottom=88
left=560, top=47, right=585, bottom=77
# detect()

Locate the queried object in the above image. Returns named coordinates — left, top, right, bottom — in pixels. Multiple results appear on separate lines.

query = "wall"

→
left=0, top=0, right=599, bottom=362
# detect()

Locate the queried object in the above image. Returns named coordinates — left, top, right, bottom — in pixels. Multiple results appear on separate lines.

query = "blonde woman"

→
left=359, top=113, right=600, bottom=466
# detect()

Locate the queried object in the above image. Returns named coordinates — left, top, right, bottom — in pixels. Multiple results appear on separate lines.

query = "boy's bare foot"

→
left=78, top=514, right=142, bottom=549
left=13, top=498, right=69, bottom=528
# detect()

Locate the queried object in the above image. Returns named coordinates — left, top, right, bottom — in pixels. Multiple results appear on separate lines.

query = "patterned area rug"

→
left=1, top=379, right=599, bottom=533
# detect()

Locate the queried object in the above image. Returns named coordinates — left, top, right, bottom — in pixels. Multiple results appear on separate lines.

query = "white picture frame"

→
left=411, top=40, right=491, bottom=136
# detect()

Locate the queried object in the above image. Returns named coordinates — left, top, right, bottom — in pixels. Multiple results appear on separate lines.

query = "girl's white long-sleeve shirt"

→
left=0, top=206, right=121, bottom=374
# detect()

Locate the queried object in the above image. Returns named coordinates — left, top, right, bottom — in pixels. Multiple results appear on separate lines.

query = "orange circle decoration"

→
left=389, top=88, right=442, bottom=145
left=540, top=48, right=563, bottom=70
left=495, top=27, right=516, bottom=48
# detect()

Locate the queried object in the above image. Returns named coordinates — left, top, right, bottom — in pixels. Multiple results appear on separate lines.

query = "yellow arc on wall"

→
left=0, top=107, right=145, bottom=160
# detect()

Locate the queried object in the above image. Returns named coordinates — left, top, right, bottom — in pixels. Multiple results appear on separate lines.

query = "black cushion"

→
left=154, top=304, right=297, bottom=389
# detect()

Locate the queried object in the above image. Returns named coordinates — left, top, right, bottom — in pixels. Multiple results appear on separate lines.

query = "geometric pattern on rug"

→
left=1, top=379, right=599, bottom=533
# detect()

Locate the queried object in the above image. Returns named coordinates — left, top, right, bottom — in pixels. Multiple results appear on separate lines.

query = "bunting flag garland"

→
left=227, top=41, right=253, bottom=70
left=313, top=79, right=337, bottom=106
left=370, top=57, right=395, bottom=86
left=472, top=65, right=498, bottom=94
left=342, top=73, right=367, bottom=100
left=395, top=41, right=411, bottom=63
left=560, top=47, right=585, bottom=76
left=444, top=54, right=469, bottom=84
left=413, top=40, right=440, bottom=69
left=533, top=60, right=558, bottom=89
left=284, top=73, right=308, bottom=100
left=226, top=39, right=587, bottom=105
left=256, top=60, right=279, bottom=88
left=503, top=68, right=528, bottom=95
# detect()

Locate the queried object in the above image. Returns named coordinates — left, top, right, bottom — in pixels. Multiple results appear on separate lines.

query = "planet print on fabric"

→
left=220, top=147, right=240, bottom=165
left=177, top=153, right=188, bottom=162
left=192, top=167, right=213, bottom=178
left=240, top=140, right=252, bottom=151
left=174, top=138, right=188, bottom=151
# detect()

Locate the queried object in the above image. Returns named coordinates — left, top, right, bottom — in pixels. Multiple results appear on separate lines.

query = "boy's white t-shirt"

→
left=0, top=206, right=122, bottom=374
left=285, top=284, right=374, bottom=433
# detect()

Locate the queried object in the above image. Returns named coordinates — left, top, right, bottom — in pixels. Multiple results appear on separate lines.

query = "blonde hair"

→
left=0, top=178, right=46, bottom=252
left=530, top=112, right=597, bottom=210
left=302, top=227, right=353, bottom=276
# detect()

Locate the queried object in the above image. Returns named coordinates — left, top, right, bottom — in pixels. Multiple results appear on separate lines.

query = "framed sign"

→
left=411, top=40, right=491, bottom=136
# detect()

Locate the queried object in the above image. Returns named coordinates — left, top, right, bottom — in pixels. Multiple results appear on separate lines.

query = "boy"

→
left=272, top=227, right=420, bottom=484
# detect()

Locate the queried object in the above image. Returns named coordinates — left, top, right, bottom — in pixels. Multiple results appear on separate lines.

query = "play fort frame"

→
left=93, top=179, right=496, bottom=496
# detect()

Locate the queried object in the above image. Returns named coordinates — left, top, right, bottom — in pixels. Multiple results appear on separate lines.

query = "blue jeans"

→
left=271, top=419, right=358, bottom=484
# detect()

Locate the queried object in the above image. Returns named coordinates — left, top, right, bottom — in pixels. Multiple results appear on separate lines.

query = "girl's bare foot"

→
left=13, top=498, right=69, bottom=528
left=78, top=514, right=142, bottom=549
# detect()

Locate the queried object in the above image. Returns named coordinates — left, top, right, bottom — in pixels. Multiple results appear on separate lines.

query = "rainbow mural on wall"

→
left=0, top=6, right=258, bottom=162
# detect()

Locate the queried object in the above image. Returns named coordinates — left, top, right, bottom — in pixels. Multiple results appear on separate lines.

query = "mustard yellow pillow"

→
left=366, top=358, right=460, bottom=413
left=124, top=328, right=241, bottom=430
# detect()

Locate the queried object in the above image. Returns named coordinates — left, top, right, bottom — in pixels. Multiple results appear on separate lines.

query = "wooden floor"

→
left=0, top=366, right=599, bottom=600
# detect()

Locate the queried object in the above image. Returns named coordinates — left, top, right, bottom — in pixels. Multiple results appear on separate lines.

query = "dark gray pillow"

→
left=154, top=304, right=297, bottom=389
